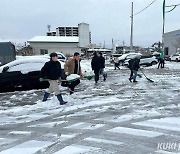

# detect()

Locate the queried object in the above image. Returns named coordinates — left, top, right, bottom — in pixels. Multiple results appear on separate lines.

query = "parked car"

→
left=117, top=53, right=142, bottom=66
left=110, top=54, right=122, bottom=63
left=152, top=52, right=160, bottom=60
left=139, top=55, right=158, bottom=66
left=124, top=55, right=158, bottom=66
left=52, top=52, right=66, bottom=62
left=0, top=58, right=65, bottom=92
left=16, top=52, right=66, bottom=62
left=152, top=52, right=170, bottom=61
left=164, top=55, right=170, bottom=61
left=169, top=54, right=180, bottom=62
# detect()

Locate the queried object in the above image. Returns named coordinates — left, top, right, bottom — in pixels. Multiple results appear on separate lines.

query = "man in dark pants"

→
left=157, top=49, right=165, bottom=69
left=129, top=56, right=140, bottom=82
left=128, top=58, right=134, bottom=82
left=114, top=58, right=120, bottom=70
left=99, top=52, right=107, bottom=81
left=40, top=52, right=67, bottom=105
left=91, top=52, right=101, bottom=84
left=64, top=52, right=82, bottom=94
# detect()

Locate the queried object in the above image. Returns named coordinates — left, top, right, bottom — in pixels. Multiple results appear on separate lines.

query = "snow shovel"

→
left=139, top=68, right=154, bottom=82
left=39, top=78, right=48, bottom=82
left=137, top=74, right=142, bottom=78
left=83, top=75, right=94, bottom=80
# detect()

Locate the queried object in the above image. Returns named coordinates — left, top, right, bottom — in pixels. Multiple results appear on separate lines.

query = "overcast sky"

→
left=0, top=0, right=179, bottom=48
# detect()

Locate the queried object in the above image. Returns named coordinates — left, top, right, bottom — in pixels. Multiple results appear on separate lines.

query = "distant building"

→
left=0, top=42, right=16, bottom=65
left=114, top=45, right=142, bottom=54
left=164, top=29, right=180, bottom=55
left=28, top=22, right=91, bottom=55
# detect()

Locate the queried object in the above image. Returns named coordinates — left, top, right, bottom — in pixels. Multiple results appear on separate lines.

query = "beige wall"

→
left=29, top=42, right=81, bottom=56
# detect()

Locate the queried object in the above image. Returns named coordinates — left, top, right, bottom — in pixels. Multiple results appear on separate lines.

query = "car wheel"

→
left=151, top=61, right=157, bottom=66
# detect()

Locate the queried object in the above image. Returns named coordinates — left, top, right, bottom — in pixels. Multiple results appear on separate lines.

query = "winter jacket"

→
left=91, top=55, right=101, bottom=72
left=99, top=55, right=105, bottom=68
left=40, top=60, right=62, bottom=80
left=64, top=57, right=82, bottom=75
left=128, top=59, right=134, bottom=70
left=160, top=50, right=164, bottom=59
left=131, top=58, right=140, bottom=71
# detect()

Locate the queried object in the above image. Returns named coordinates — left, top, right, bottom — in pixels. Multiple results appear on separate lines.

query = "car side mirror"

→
left=2, top=66, right=9, bottom=72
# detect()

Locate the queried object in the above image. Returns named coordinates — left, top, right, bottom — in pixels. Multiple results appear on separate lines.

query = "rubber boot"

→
left=42, top=92, right=50, bottom=102
left=56, top=94, right=67, bottom=105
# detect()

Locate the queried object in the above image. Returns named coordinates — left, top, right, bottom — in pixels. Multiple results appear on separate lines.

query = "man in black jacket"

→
left=99, top=52, right=107, bottom=81
left=129, top=56, right=140, bottom=82
left=128, top=58, right=134, bottom=82
left=40, top=52, right=67, bottom=105
left=91, top=52, right=101, bottom=84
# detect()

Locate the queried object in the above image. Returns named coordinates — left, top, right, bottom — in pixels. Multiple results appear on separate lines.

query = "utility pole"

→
left=162, top=0, right=166, bottom=49
left=122, top=40, right=125, bottom=47
left=130, top=2, right=134, bottom=50
left=103, top=41, right=106, bottom=48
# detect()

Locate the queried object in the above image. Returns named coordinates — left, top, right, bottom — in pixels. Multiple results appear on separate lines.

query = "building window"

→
left=40, top=49, right=48, bottom=55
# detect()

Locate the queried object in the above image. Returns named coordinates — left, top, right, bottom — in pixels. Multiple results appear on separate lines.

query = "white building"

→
left=28, top=36, right=80, bottom=55
left=164, top=29, right=180, bottom=56
left=28, top=22, right=91, bottom=55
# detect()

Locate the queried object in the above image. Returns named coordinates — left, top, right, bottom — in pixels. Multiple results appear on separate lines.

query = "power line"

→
left=133, top=0, right=157, bottom=16
left=166, top=3, right=180, bottom=7
left=165, top=3, right=180, bottom=13
left=165, top=6, right=176, bottom=13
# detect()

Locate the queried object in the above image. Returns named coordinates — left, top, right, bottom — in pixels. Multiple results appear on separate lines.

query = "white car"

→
left=124, top=55, right=158, bottom=66
left=0, top=58, right=65, bottom=92
left=16, top=52, right=66, bottom=62
left=169, top=54, right=180, bottom=62
left=118, top=53, right=142, bottom=65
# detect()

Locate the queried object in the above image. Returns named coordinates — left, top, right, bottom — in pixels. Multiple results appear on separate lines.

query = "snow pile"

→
left=0, top=58, right=65, bottom=74
left=66, top=74, right=80, bottom=81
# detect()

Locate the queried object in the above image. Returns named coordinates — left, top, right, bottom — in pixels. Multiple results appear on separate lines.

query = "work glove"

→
left=39, top=78, right=43, bottom=82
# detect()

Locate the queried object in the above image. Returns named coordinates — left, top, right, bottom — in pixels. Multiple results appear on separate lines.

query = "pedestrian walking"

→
left=129, top=56, right=140, bottom=83
left=157, top=50, right=165, bottom=69
left=40, top=52, right=67, bottom=105
left=91, top=52, right=101, bottom=84
left=114, top=57, right=120, bottom=70
left=99, top=52, right=107, bottom=81
left=64, top=52, right=82, bottom=94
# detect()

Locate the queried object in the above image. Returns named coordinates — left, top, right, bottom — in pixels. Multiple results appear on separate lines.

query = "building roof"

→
left=87, top=48, right=112, bottom=52
left=28, top=36, right=79, bottom=43
left=165, top=29, right=180, bottom=35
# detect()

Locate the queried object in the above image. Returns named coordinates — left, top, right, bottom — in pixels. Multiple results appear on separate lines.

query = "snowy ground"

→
left=0, top=60, right=180, bottom=154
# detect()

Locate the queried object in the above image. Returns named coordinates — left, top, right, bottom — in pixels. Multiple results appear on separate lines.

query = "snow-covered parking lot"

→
left=0, top=60, right=180, bottom=154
